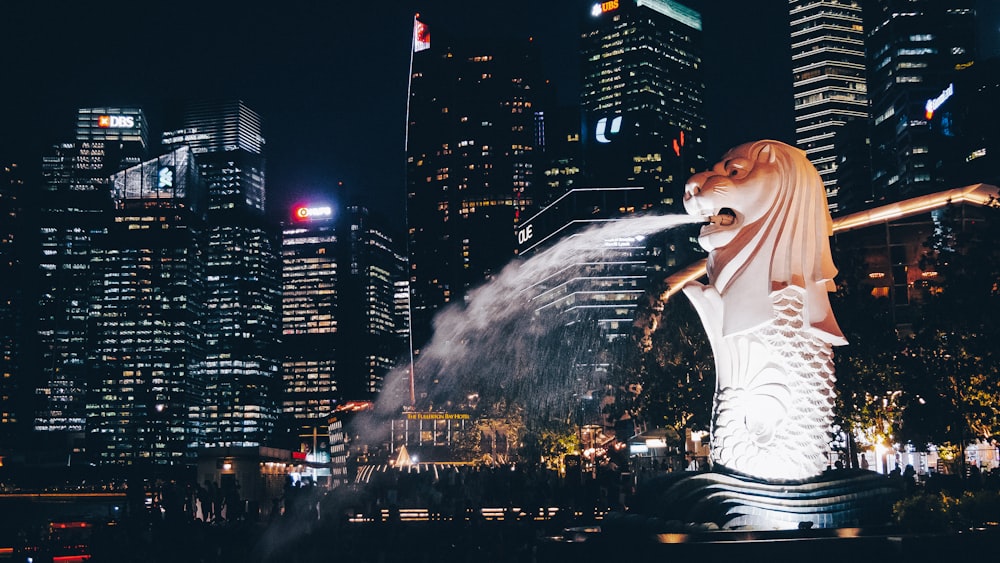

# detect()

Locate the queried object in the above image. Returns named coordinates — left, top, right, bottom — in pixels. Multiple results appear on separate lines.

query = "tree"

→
left=830, top=232, right=902, bottom=464
left=618, top=278, right=714, bottom=446
left=901, top=201, right=1000, bottom=449
left=452, top=399, right=526, bottom=465
left=519, top=419, right=581, bottom=471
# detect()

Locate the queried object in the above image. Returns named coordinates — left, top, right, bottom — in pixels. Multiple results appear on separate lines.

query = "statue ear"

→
left=756, top=143, right=776, bottom=164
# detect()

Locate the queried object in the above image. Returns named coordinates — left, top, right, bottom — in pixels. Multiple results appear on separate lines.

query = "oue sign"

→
left=294, top=205, right=333, bottom=221
left=517, top=224, right=533, bottom=245
left=98, top=115, right=136, bottom=128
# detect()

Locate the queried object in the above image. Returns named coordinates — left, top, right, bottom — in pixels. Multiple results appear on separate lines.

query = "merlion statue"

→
left=681, top=139, right=845, bottom=481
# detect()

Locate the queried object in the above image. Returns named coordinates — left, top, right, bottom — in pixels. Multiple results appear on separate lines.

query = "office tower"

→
left=518, top=186, right=649, bottom=338
left=909, top=56, right=1000, bottom=189
left=87, top=147, right=207, bottom=465
left=393, top=280, right=411, bottom=346
left=280, top=203, right=338, bottom=420
left=789, top=0, right=868, bottom=214
left=336, top=205, right=406, bottom=399
left=864, top=0, right=977, bottom=202
left=580, top=0, right=706, bottom=210
left=161, top=101, right=265, bottom=212
left=1, top=163, right=26, bottom=449
left=281, top=203, right=406, bottom=420
left=35, top=107, right=148, bottom=440
left=163, top=100, right=280, bottom=448
left=536, top=105, right=584, bottom=206
left=405, top=20, right=542, bottom=357
left=833, top=119, right=874, bottom=212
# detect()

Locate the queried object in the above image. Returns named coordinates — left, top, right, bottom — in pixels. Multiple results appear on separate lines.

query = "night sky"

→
left=1, top=0, right=792, bottom=225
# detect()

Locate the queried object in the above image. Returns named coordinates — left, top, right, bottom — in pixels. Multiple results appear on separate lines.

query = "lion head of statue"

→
left=683, top=140, right=844, bottom=342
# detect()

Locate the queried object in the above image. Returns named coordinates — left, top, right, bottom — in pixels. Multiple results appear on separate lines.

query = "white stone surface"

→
left=682, top=140, right=845, bottom=481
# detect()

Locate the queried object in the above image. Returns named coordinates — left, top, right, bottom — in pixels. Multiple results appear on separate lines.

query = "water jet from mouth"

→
left=359, top=212, right=703, bottom=443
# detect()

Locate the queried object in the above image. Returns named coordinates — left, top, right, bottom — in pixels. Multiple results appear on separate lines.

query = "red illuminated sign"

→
left=592, top=0, right=619, bottom=16
left=293, top=205, right=333, bottom=221
left=925, top=83, right=954, bottom=120
left=291, top=451, right=307, bottom=460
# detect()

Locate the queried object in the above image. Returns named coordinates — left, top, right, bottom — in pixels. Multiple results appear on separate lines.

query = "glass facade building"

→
left=281, top=206, right=339, bottom=420
left=580, top=0, right=706, bottom=211
left=0, top=163, right=26, bottom=449
left=864, top=0, right=977, bottom=201
left=405, top=24, right=543, bottom=357
left=87, top=148, right=207, bottom=465
left=335, top=206, right=404, bottom=399
left=281, top=204, right=406, bottom=421
left=163, top=100, right=280, bottom=448
left=35, top=107, right=148, bottom=438
left=518, top=186, right=650, bottom=340
left=789, top=0, right=868, bottom=214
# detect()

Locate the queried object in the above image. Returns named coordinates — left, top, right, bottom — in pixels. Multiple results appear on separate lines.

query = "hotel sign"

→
left=404, top=412, right=470, bottom=421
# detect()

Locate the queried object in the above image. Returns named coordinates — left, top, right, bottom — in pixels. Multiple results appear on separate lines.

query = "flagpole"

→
left=403, top=13, right=419, bottom=408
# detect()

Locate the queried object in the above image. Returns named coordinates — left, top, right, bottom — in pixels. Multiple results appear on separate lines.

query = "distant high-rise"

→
left=405, top=20, right=542, bottom=359
left=280, top=203, right=406, bottom=420
left=517, top=186, right=651, bottom=339
left=280, top=203, right=339, bottom=420
left=864, top=0, right=977, bottom=201
left=35, top=107, right=148, bottom=439
left=580, top=0, right=706, bottom=210
left=162, top=100, right=266, bottom=212
left=536, top=105, right=584, bottom=207
left=87, top=147, right=207, bottom=465
left=789, top=0, right=868, bottom=214
left=335, top=205, right=406, bottom=400
left=163, top=100, right=280, bottom=448
left=1, top=163, right=26, bottom=449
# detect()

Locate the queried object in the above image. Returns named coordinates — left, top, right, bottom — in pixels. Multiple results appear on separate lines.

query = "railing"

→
left=347, top=506, right=609, bottom=524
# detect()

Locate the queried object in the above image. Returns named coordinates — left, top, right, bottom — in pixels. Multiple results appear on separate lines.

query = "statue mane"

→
left=711, top=140, right=837, bottom=294
left=686, top=140, right=845, bottom=343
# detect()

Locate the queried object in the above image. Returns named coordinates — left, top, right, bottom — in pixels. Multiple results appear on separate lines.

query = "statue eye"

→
left=725, top=158, right=750, bottom=179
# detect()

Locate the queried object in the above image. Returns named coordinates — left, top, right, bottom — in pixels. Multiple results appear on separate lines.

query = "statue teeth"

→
left=708, top=213, right=735, bottom=226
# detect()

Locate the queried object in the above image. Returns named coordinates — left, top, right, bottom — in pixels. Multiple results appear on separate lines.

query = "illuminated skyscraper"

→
left=580, top=0, right=707, bottom=210
left=1, top=163, right=26, bottom=449
left=536, top=105, right=584, bottom=206
left=35, top=107, right=148, bottom=441
left=339, top=205, right=406, bottom=399
left=280, top=203, right=338, bottom=420
left=281, top=203, right=406, bottom=420
left=87, top=148, right=207, bottom=465
left=789, top=0, right=868, bottom=214
left=405, top=21, right=542, bottom=359
left=517, top=186, right=650, bottom=340
left=162, top=101, right=265, bottom=212
left=163, top=100, right=280, bottom=448
left=864, top=0, right=977, bottom=201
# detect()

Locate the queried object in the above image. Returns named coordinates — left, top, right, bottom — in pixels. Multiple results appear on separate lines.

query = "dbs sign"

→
left=98, top=115, right=136, bottom=128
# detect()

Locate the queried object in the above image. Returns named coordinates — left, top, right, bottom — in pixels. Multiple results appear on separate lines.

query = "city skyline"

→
left=1, top=0, right=793, bottom=224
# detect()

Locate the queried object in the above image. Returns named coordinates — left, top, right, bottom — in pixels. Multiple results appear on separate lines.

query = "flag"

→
left=414, top=18, right=430, bottom=52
